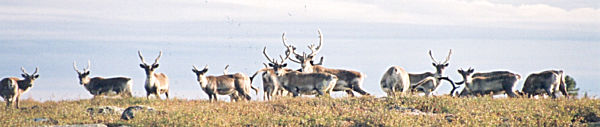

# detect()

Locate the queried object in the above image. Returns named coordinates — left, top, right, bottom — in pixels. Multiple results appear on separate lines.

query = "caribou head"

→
left=282, top=30, right=324, bottom=73
left=457, top=68, right=475, bottom=84
left=428, top=49, right=452, bottom=77
left=73, top=61, right=91, bottom=85
left=263, top=46, right=293, bottom=76
left=138, top=50, right=162, bottom=76
left=20, top=66, right=39, bottom=81
left=191, top=65, right=209, bottom=81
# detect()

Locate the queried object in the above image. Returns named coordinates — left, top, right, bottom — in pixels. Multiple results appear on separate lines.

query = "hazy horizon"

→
left=0, top=0, right=598, bottom=101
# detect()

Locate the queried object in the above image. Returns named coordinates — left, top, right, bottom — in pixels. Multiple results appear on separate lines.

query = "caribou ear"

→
left=152, top=64, right=160, bottom=68
left=468, top=69, right=474, bottom=73
left=443, top=63, right=449, bottom=67
left=268, top=63, right=275, bottom=67
left=139, top=64, right=146, bottom=68
left=432, top=63, right=437, bottom=66
left=21, top=74, right=27, bottom=78
left=282, top=63, right=288, bottom=67
left=457, top=69, right=463, bottom=73
left=34, top=75, right=39, bottom=79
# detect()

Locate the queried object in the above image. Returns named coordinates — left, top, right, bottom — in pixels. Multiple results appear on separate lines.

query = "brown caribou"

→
left=192, top=65, right=257, bottom=102
left=282, top=30, right=369, bottom=97
left=249, top=62, right=294, bottom=101
left=521, top=70, right=568, bottom=98
left=456, top=68, right=521, bottom=97
left=0, top=77, right=18, bottom=108
left=380, top=66, right=411, bottom=97
left=73, top=61, right=133, bottom=98
left=252, top=46, right=337, bottom=97
left=138, top=50, right=169, bottom=100
left=0, top=67, right=39, bottom=108
left=407, top=50, right=458, bottom=96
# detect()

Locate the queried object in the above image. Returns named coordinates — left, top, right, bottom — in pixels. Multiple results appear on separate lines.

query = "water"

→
left=0, top=22, right=598, bottom=101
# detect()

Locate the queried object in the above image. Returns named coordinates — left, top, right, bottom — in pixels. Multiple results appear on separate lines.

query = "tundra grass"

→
left=0, top=96, right=598, bottom=126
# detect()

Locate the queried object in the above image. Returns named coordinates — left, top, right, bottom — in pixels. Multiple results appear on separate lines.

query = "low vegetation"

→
left=1, top=96, right=598, bottom=126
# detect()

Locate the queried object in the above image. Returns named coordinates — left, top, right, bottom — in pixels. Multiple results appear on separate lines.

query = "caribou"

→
left=249, top=62, right=294, bottom=101
left=456, top=68, right=520, bottom=97
left=252, top=46, right=338, bottom=97
left=521, top=70, right=568, bottom=98
left=138, top=50, right=169, bottom=100
left=73, top=61, right=133, bottom=98
left=380, top=66, right=411, bottom=97
left=282, top=30, right=369, bottom=97
left=407, top=50, right=458, bottom=96
left=192, top=65, right=257, bottom=102
left=0, top=67, right=39, bottom=108
left=0, top=77, right=18, bottom=108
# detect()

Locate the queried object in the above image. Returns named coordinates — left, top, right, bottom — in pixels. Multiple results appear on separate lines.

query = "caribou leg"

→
left=164, top=90, right=170, bottom=99
left=5, top=98, right=10, bottom=109
left=345, top=90, right=355, bottom=97
left=545, top=88, right=556, bottom=99
left=351, top=81, right=370, bottom=96
left=15, top=96, right=20, bottom=109
left=559, top=83, right=569, bottom=98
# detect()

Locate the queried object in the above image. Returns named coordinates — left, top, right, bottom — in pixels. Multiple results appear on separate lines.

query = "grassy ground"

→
left=0, top=96, right=598, bottom=126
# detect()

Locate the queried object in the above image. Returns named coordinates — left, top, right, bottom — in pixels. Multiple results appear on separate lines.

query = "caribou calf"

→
left=522, top=70, right=568, bottom=98
left=192, top=65, right=256, bottom=102
left=380, top=66, right=411, bottom=97
left=73, top=61, right=133, bottom=98
left=0, top=78, right=18, bottom=108
left=456, top=68, right=520, bottom=97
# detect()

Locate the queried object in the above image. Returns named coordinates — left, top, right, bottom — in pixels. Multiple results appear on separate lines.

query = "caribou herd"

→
left=0, top=30, right=574, bottom=107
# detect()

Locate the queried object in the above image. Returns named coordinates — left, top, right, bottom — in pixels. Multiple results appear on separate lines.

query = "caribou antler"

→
left=279, top=45, right=295, bottom=63
left=223, top=65, right=230, bottom=75
left=312, top=56, right=324, bottom=65
left=192, top=65, right=199, bottom=72
left=138, top=50, right=162, bottom=65
left=73, top=61, right=81, bottom=73
left=263, top=47, right=277, bottom=64
left=85, top=60, right=91, bottom=72
left=138, top=50, right=148, bottom=65
left=442, top=49, right=452, bottom=64
left=21, top=67, right=28, bottom=75
left=282, top=32, right=303, bottom=59
left=307, top=29, right=323, bottom=57
left=192, top=64, right=208, bottom=72
left=428, top=50, right=439, bottom=64
left=153, top=51, right=162, bottom=65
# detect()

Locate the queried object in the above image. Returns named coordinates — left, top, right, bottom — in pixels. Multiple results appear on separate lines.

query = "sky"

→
left=0, top=0, right=598, bottom=101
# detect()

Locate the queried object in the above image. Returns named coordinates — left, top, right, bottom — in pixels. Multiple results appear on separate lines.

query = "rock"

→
left=44, top=124, right=107, bottom=127
left=387, top=105, right=455, bottom=117
left=33, top=117, right=58, bottom=124
left=87, top=106, right=124, bottom=116
left=121, top=105, right=156, bottom=120
left=589, top=122, right=600, bottom=126
left=445, top=114, right=457, bottom=122
left=19, top=105, right=40, bottom=110
left=387, top=105, right=425, bottom=114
